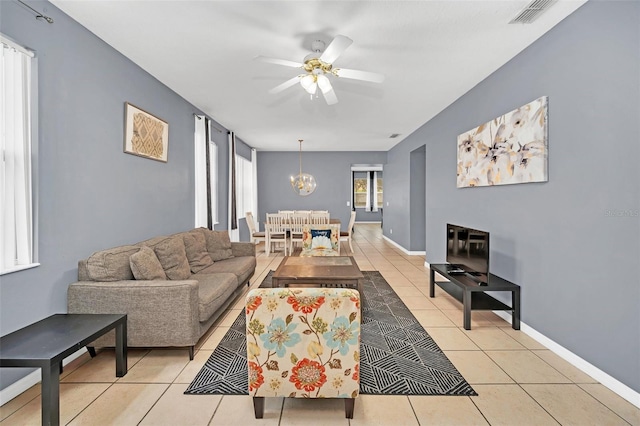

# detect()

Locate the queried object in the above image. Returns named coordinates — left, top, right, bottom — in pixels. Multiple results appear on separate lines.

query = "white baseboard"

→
left=382, top=235, right=426, bottom=256
left=425, top=261, right=639, bottom=408
left=0, top=347, right=88, bottom=405
left=492, top=311, right=640, bottom=409
left=354, top=221, right=382, bottom=224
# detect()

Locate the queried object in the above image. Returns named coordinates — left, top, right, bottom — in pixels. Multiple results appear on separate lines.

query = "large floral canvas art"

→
left=457, top=96, right=548, bottom=188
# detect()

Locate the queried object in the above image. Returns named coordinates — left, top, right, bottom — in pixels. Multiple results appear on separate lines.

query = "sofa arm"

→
left=67, top=279, right=200, bottom=347
left=231, top=242, right=255, bottom=258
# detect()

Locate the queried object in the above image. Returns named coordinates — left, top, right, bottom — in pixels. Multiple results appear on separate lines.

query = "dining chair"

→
left=278, top=210, right=294, bottom=219
left=265, top=213, right=288, bottom=256
left=288, top=212, right=309, bottom=254
left=309, top=211, right=330, bottom=225
left=245, top=212, right=266, bottom=249
left=340, top=210, right=357, bottom=253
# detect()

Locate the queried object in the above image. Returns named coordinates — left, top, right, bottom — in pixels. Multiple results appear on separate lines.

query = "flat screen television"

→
left=446, top=224, right=490, bottom=278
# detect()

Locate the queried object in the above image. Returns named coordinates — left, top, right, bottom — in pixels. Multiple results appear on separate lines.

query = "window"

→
left=1, top=35, right=37, bottom=274
left=194, top=117, right=218, bottom=228
left=354, top=175, right=368, bottom=208
left=351, top=165, right=383, bottom=212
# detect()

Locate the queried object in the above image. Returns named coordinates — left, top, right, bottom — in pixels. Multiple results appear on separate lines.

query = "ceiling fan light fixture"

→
left=258, top=34, right=384, bottom=105
left=316, top=74, right=331, bottom=93
left=300, top=74, right=317, bottom=94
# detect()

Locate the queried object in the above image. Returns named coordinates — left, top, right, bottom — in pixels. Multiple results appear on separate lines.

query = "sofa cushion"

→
left=196, top=256, right=256, bottom=287
left=197, top=273, right=237, bottom=322
left=183, top=231, right=215, bottom=273
left=136, top=235, right=169, bottom=248
left=86, top=245, right=140, bottom=281
left=130, top=246, right=167, bottom=280
left=201, top=228, right=234, bottom=261
left=153, top=236, right=191, bottom=280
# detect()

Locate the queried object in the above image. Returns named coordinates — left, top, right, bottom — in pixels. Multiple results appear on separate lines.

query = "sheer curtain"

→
left=1, top=39, right=34, bottom=272
left=251, top=148, right=258, bottom=231
left=194, top=115, right=207, bottom=228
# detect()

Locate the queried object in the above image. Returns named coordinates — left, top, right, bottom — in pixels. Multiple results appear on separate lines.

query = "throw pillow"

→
left=130, top=246, right=167, bottom=280
left=86, top=245, right=140, bottom=281
left=153, top=236, right=191, bottom=280
left=201, top=228, right=234, bottom=261
left=311, top=229, right=332, bottom=250
left=183, top=231, right=214, bottom=273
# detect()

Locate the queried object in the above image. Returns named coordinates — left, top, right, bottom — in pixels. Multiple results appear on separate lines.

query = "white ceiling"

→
left=51, top=0, right=586, bottom=151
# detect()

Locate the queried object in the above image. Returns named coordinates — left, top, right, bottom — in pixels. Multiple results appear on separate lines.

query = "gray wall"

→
left=385, top=1, right=639, bottom=392
left=257, top=152, right=387, bottom=230
left=0, top=1, right=232, bottom=389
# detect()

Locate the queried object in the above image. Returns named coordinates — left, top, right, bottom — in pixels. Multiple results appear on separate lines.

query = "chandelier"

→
left=290, top=139, right=316, bottom=196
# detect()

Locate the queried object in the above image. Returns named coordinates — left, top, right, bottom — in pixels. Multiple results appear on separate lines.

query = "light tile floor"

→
left=1, top=224, right=638, bottom=425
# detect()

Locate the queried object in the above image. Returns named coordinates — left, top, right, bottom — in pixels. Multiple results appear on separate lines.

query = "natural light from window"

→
left=1, top=35, right=38, bottom=275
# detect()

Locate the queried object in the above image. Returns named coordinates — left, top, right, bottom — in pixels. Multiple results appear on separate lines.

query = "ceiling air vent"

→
left=509, top=0, right=557, bottom=24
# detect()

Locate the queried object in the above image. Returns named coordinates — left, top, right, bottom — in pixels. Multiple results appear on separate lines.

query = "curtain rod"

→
left=193, top=113, right=229, bottom=134
left=1, top=35, right=35, bottom=57
left=17, top=0, right=54, bottom=23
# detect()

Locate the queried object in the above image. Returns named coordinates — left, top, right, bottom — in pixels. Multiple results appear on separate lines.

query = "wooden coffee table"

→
left=272, top=256, right=364, bottom=294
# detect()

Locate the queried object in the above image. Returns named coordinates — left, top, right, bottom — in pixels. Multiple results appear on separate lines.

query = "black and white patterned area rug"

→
left=184, top=271, right=476, bottom=396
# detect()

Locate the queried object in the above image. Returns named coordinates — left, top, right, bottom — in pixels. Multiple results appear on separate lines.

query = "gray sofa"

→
left=67, top=227, right=256, bottom=359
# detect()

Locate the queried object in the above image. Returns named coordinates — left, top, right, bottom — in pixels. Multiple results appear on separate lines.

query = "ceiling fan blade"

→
left=317, top=75, right=338, bottom=105
left=334, top=68, right=385, bottom=83
left=268, top=76, right=301, bottom=94
left=255, top=56, right=303, bottom=68
left=319, top=35, right=353, bottom=64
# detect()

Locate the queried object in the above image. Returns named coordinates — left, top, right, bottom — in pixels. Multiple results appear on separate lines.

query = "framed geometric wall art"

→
left=124, top=102, right=169, bottom=162
left=457, top=96, right=548, bottom=188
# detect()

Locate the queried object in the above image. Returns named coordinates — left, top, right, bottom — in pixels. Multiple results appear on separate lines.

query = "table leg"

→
left=512, top=289, right=521, bottom=330
left=41, top=362, right=60, bottom=426
left=462, top=290, right=471, bottom=330
left=115, top=318, right=128, bottom=377
left=429, top=268, right=435, bottom=298
left=265, top=233, right=270, bottom=256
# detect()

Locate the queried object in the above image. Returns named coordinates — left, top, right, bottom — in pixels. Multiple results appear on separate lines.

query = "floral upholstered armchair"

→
left=245, top=287, right=361, bottom=419
left=300, top=224, right=341, bottom=256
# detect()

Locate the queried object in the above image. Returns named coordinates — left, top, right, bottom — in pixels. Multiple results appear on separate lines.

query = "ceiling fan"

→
left=255, top=35, right=385, bottom=105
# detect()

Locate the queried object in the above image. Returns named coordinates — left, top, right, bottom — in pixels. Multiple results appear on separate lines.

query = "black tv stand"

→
left=429, top=264, right=520, bottom=330
left=464, top=272, right=487, bottom=285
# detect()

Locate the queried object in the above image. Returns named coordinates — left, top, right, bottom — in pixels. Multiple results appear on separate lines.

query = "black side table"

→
left=0, top=314, right=127, bottom=426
